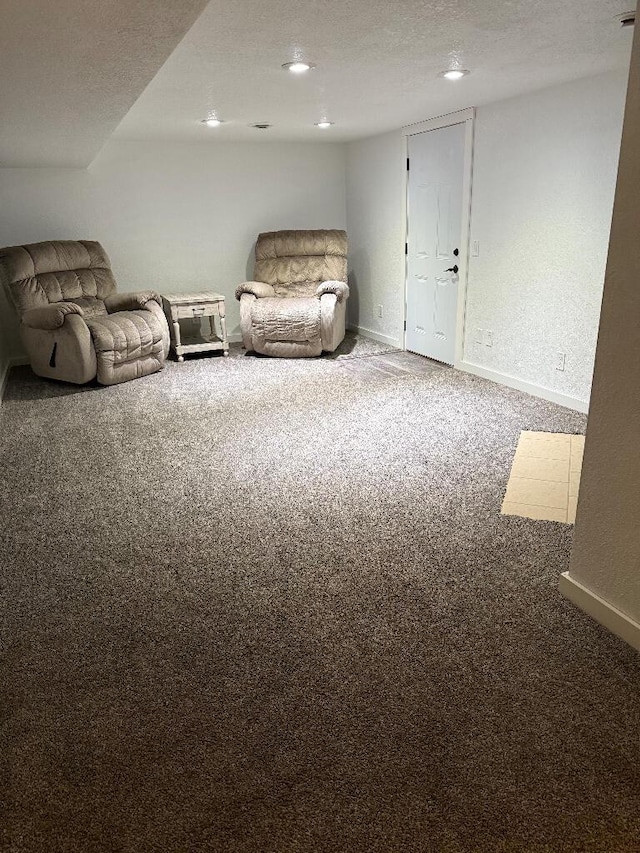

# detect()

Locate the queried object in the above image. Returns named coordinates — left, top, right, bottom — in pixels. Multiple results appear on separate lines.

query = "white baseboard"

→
left=458, top=360, right=589, bottom=414
left=560, top=572, right=640, bottom=653
left=347, top=325, right=402, bottom=348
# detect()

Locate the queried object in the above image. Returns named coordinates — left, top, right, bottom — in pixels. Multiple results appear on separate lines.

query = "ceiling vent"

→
left=618, top=11, right=636, bottom=27
left=251, top=123, right=272, bottom=130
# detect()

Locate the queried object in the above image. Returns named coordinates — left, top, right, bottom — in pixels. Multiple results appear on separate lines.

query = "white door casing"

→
left=403, top=109, right=475, bottom=366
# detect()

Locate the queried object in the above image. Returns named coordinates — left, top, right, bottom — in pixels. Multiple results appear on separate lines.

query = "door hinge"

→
left=406, top=157, right=410, bottom=171
left=404, top=320, right=407, bottom=331
left=405, top=242, right=408, bottom=255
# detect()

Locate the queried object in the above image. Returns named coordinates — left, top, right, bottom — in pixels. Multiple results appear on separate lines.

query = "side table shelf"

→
left=162, top=291, right=229, bottom=361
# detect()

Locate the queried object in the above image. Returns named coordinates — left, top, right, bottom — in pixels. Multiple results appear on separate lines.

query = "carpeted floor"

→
left=1, top=339, right=639, bottom=853
left=325, top=330, right=399, bottom=359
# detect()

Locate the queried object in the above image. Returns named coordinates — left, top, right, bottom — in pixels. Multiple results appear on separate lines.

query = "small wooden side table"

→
left=162, top=292, right=229, bottom=361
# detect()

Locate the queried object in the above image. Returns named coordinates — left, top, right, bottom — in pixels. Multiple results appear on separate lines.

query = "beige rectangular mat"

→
left=502, top=431, right=584, bottom=523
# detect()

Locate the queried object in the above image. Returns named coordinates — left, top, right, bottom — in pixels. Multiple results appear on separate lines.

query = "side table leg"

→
left=173, top=318, right=184, bottom=362
left=209, top=314, right=217, bottom=343
left=218, top=302, right=229, bottom=356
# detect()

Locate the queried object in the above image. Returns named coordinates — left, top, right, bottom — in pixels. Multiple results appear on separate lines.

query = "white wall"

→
left=345, top=131, right=406, bottom=346
left=0, top=139, right=347, bottom=359
left=563, top=28, right=640, bottom=650
left=465, top=71, right=628, bottom=404
left=346, top=70, right=627, bottom=408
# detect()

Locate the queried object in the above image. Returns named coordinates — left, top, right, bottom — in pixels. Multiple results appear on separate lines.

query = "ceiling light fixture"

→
left=282, top=61, right=315, bottom=73
left=618, top=10, right=636, bottom=27
left=315, top=121, right=334, bottom=129
left=251, top=123, right=272, bottom=130
left=202, top=117, right=224, bottom=127
left=439, top=69, right=470, bottom=80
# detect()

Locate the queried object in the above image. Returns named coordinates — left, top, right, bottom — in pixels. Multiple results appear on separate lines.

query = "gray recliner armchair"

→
left=0, top=240, right=170, bottom=385
left=236, top=229, right=349, bottom=357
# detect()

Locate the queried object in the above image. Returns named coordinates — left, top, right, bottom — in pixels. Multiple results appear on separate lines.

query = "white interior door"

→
left=406, top=123, right=466, bottom=365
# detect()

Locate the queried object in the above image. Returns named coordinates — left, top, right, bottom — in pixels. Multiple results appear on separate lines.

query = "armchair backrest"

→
left=0, top=240, right=117, bottom=317
left=254, top=230, right=347, bottom=287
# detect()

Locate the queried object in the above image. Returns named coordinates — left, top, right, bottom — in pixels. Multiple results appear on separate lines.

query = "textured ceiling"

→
left=1, top=0, right=633, bottom=164
left=0, top=0, right=210, bottom=167
left=114, top=0, right=634, bottom=143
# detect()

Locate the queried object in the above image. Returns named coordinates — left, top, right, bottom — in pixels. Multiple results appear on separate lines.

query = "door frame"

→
left=402, top=107, right=475, bottom=367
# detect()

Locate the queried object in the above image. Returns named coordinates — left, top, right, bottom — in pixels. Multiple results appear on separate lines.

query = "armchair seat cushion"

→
left=86, top=309, right=166, bottom=385
left=66, top=296, right=108, bottom=318
left=251, top=296, right=321, bottom=343
left=272, top=281, right=319, bottom=299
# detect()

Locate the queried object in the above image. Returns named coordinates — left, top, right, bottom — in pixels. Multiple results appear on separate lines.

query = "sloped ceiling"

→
left=0, top=0, right=210, bottom=167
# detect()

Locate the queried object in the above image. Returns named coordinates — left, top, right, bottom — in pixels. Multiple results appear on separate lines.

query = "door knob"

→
left=445, top=265, right=459, bottom=274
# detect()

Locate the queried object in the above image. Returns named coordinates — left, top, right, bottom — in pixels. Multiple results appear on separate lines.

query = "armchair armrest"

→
left=316, top=280, right=349, bottom=302
left=22, top=302, right=84, bottom=330
left=104, top=290, right=161, bottom=313
left=235, top=281, right=275, bottom=300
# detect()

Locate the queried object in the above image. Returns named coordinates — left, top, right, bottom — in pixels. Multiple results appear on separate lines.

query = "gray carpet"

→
left=326, top=330, right=399, bottom=359
left=1, top=342, right=639, bottom=853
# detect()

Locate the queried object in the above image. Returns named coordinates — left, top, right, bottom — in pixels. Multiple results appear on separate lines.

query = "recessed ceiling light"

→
left=202, top=117, right=224, bottom=127
left=618, top=10, right=636, bottom=27
left=315, top=121, right=334, bottom=129
left=439, top=69, right=470, bottom=80
left=282, top=61, right=315, bottom=73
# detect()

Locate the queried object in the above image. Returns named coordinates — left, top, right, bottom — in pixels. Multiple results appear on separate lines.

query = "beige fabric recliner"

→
left=236, top=229, right=349, bottom=357
left=0, top=240, right=170, bottom=385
